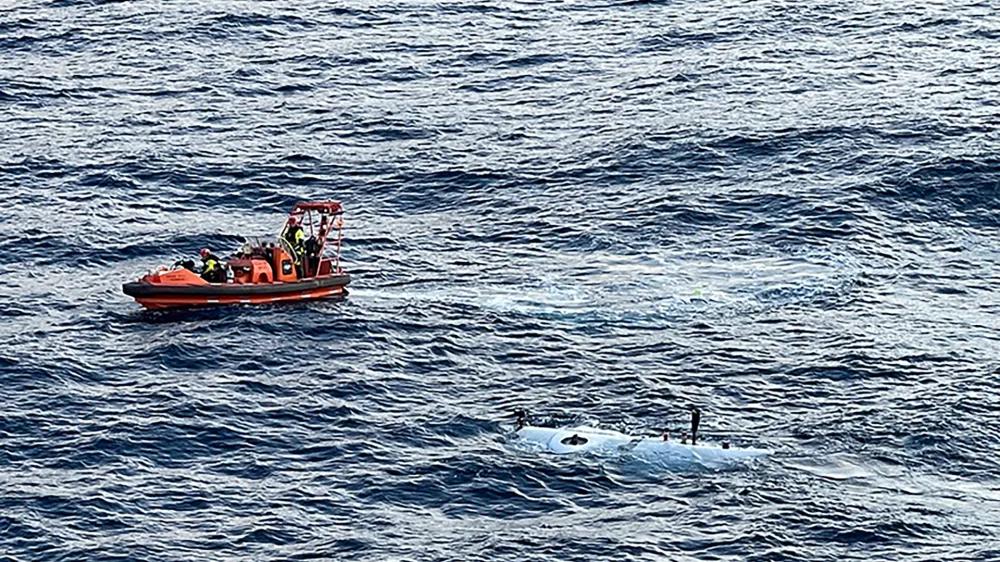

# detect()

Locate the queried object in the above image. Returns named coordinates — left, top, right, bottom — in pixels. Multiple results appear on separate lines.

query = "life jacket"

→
left=284, top=226, right=303, bottom=247
left=201, top=254, right=222, bottom=281
left=284, top=226, right=305, bottom=264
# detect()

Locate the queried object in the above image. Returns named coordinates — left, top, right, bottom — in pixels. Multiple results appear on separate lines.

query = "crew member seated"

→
left=199, top=248, right=224, bottom=282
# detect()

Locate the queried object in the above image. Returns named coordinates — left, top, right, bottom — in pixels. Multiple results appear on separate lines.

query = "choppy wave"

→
left=2, top=0, right=999, bottom=560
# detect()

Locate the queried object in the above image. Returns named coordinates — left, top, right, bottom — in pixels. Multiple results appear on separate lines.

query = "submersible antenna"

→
left=691, top=408, right=701, bottom=446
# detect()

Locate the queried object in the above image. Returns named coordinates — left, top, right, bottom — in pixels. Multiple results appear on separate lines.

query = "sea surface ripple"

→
left=1, top=1, right=999, bottom=560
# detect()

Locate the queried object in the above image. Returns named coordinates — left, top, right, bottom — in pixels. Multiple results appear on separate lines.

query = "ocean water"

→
left=1, top=0, right=999, bottom=560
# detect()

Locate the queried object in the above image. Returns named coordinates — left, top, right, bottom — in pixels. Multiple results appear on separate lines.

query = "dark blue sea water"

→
left=2, top=0, right=1000, bottom=560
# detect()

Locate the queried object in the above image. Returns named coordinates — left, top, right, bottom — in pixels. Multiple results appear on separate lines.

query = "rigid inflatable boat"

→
left=123, top=202, right=350, bottom=310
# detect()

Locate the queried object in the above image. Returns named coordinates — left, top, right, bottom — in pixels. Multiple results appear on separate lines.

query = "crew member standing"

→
left=283, top=217, right=306, bottom=277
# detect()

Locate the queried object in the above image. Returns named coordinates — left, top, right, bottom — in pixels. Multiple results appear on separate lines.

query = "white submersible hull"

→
left=516, top=425, right=772, bottom=462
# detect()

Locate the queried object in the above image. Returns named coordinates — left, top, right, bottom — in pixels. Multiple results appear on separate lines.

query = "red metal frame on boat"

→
left=282, top=201, right=345, bottom=276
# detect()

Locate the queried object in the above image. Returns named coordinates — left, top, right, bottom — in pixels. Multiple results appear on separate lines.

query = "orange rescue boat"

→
left=123, top=202, right=350, bottom=309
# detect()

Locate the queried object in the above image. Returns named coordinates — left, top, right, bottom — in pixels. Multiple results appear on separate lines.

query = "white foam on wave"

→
left=787, top=454, right=876, bottom=481
left=349, top=248, right=858, bottom=328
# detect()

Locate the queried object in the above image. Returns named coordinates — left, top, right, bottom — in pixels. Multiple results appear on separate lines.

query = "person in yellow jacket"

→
left=283, top=217, right=306, bottom=277
left=199, top=248, right=223, bottom=282
left=283, top=217, right=305, bottom=256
